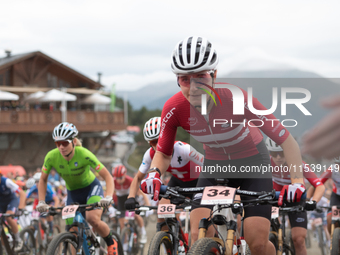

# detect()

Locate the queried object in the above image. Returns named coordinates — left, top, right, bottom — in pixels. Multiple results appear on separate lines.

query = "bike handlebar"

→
left=160, top=185, right=306, bottom=201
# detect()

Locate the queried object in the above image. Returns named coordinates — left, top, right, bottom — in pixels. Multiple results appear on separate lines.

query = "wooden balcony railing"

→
left=0, top=110, right=126, bottom=132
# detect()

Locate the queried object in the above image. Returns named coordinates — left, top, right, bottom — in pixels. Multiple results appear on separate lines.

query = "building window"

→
left=47, top=72, right=58, bottom=88
left=0, top=134, right=21, bottom=150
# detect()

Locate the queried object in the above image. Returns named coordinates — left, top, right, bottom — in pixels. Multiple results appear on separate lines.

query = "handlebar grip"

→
left=160, top=185, right=167, bottom=194
left=274, top=191, right=307, bottom=200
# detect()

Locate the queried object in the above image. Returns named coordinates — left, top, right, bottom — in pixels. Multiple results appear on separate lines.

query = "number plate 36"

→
left=157, top=204, right=176, bottom=218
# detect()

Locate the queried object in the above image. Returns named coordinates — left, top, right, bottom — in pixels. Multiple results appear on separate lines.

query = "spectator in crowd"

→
left=47, top=169, right=60, bottom=183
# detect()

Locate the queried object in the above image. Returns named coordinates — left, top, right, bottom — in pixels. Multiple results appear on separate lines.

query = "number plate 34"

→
left=201, top=186, right=236, bottom=205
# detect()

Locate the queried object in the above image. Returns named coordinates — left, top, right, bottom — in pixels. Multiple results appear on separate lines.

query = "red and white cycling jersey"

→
left=320, top=164, right=340, bottom=195
left=157, top=85, right=290, bottom=160
left=139, top=141, right=203, bottom=182
left=114, top=175, right=133, bottom=197
left=271, top=157, right=323, bottom=191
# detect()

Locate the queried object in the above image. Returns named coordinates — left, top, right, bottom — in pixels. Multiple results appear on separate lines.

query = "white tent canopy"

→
left=23, top=91, right=45, bottom=102
left=0, top=90, right=19, bottom=101
left=81, top=93, right=111, bottom=104
left=37, top=89, right=76, bottom=102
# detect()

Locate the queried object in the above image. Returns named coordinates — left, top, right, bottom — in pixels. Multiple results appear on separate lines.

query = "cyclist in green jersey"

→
left=36, top=122, right=118, bottom=255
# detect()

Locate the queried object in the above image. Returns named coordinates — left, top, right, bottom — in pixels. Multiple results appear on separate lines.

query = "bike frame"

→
left=0, top=214, right=17, bottom=255
left=270, top=208, right=295, bottom=255
left=58, top=205, right=106, bottom=255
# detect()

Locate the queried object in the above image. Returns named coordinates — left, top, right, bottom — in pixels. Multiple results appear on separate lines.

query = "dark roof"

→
left=0, top=51, right=102, bottom=88
left=0, top=52, right=34, bottom=67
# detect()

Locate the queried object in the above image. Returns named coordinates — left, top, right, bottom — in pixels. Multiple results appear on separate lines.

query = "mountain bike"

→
left=133, top=195, right=192, bottom=255
left=45, top=203, right=124, bottom=255
left=0, top=211, right=35, bottom=255
left=120, top=210, right=144, bottom=255
left=186, top=179, right=307, bottom=255
left=21, top=210, right=61, bottom=255
left=310, top=216, right=329, bottom=255
left=317, top=205, right=340, bottom=255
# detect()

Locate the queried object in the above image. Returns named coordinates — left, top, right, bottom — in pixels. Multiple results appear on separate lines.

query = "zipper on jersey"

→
left=204, top=115, right=228, bottom=157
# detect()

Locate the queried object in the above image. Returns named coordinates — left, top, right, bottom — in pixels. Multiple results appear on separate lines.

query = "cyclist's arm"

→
left=150, top=151, right=172, bottom=176
left=303, top=163, right=325, bottom=203
left=98, top=167, right=114, bottom=197
left=53, top=194, right=60, bottom=207
left=128, top=171, right=145, bottom=199
left=137, top=188, right=151, bottom=206
left=18, top=188, right=26, bottom=209
left=38, top=171, right=49, bottom=201
left=280, top=134, right=304, bottom=184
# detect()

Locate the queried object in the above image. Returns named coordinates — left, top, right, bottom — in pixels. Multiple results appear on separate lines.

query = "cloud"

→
left=95, top=71, right=176, bottom=91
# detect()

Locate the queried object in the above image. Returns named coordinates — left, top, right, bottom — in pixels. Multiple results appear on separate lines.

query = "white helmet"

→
left=54, top=181, right=60, bottom=187
left=60, top=179, right=66, bottom=186
left=143, top=117, right=161, bottom=141
left=265, top=137, right=283, bottom=152
left=33, top=172, right=42, bottom=182
left=52, top=122, right=78, bottom=141
left=26, top=178, right=36, bottom=189
left=171, top=36, right=219, bottom=74
left=334, top=157, right=340, bottom=163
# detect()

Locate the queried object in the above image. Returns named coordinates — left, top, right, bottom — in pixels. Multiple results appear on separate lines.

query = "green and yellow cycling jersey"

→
left=42, top=146, right=104, bottom=191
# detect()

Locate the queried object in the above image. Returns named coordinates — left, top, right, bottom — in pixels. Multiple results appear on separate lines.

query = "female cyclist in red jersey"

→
left=128, top=36, right=306, bottom=255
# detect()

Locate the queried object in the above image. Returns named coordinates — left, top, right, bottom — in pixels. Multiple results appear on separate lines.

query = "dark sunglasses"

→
left=55, top=140, right=72, bottom=147
left=149, top=139, right=158, bottom=147
left=116, top=176, right=124, bottom=180
left=270, top=151, right=284, bottom=158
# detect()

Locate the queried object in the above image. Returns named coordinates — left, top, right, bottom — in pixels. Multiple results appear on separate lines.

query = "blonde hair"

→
left=74, top=138, right=83, bottom=147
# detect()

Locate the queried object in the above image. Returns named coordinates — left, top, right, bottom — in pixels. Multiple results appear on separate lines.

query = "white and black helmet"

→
left=171, top=36, right=219, bottom=74
left=143, top=117, right=161, bottom=141
left=334, top=157, right=340, bottom=163
left=52, top=122, right=78, bottom=141
left=265, top=137, right=283, bottom=152
left=33, top=172, right=42, bottom=182
left=26, top=178, right=36, bottom=189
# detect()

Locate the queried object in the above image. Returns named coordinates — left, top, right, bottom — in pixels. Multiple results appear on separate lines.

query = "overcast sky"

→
left=1, top=0, right=340, bottom=91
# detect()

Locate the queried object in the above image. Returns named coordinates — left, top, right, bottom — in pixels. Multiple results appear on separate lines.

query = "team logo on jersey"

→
left=188, top=117, right=198, bottom=126
left=279, top=129, right=286, bottom=137
left=74, top=162, right=78, bottom=167
left=177, top=156, right=182, bottom=164
left=95, top=164, right=101, bottom=171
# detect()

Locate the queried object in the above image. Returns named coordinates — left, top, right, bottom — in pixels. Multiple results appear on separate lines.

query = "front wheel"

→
left=46, top=232, right=79, bottom=255
left=317, top=226, right=327, bottom=255
left=147, top=231, right=174, bottom=255
left=269, top=232, right=278, bottom=251
left=187, top=238, right=222, bottom=255
left=121, top=226, right=139, bottom=255
left=20, top=227, right=36, bottom=255
left=331, top=228, right=340, bottom=255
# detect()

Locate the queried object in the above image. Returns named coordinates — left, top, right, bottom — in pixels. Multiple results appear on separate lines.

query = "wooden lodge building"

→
left=0, top=50, right=126, bottom=172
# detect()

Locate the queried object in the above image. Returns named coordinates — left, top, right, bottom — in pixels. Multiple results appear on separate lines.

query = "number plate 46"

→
left=201, top=186, right=236, bottom=205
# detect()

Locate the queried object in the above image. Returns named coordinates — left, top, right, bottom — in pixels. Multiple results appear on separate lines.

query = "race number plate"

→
left=271, top=207, right=279, bottom=219
left=32, top=211, right=40, bottom=219
left=157, top=204, right=176, bottom=218
left=62, top=205, right=79, bottom=219
left=201, top=186, right=236, bottom=205
left=314, top=217, right=323, bottom=226
left=332, top=206, right=340, bottom=221
left=125, top=211, right=135, bottom=220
